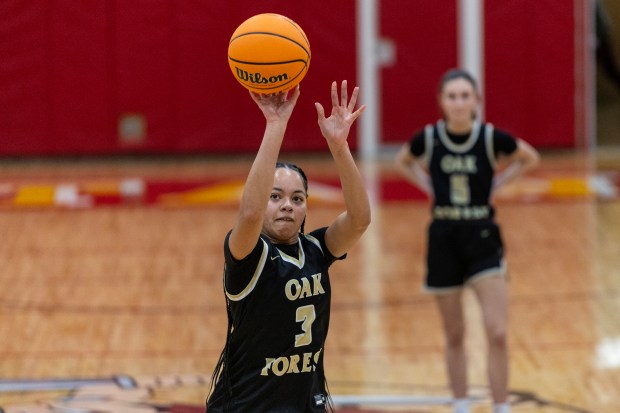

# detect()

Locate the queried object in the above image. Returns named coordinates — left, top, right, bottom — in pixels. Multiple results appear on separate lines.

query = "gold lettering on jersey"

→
left=441, top=154, right=477, bottom=173
left=288, top=354, right=301, bottom=373
left=285, top=273, right=325, bottom=301
left=433, top=205, right=490, bottom=220
left=261, top=349, right=323, bottom=376
left=302, top=351, right=313, bottom=372
left=311, top=273, right=325, bottom=295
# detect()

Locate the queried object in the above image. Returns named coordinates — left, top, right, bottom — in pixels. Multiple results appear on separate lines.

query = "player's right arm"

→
left=315, top=81, right=370, bottom=258
left=228, top=87, right=300, bottom=260
left=395, top=143, right=433, bottom=196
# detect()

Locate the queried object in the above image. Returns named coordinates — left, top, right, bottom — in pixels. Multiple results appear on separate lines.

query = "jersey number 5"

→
left=294, top=305, right=316, bottom=347
left=450, top=174, right=471, bottom=205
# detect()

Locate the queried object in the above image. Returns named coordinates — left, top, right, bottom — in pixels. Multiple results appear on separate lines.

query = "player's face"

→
left=263, top=168, right=307, bottom=244
left=439, top=78, right=478, bottom=125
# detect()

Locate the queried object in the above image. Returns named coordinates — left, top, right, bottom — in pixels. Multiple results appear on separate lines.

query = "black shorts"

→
left=425, top=220, right=506, bottom=292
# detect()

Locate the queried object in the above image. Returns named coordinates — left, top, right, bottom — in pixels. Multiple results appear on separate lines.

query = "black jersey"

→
left=408, top=120, right=517, bottom=221
left=207, top=227, right=341, bottom=413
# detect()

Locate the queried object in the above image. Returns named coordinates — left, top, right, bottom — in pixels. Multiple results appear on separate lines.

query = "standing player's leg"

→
left=471, top=276, right=509, bottom=409
left=435, top=291, right=468, bottom=409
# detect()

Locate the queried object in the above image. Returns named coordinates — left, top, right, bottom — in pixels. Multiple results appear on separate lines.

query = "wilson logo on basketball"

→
left=228, top=13, right=310, bottom=93
left=234, top=67, right=289, bottom=85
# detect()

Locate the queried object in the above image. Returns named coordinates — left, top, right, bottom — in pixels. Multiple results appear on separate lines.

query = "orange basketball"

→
left=228, top=13, right=311, bottom=94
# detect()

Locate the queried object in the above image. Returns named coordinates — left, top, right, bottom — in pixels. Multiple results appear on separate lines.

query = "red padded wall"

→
left=0, top=1, right=359, bottom=155
left=0, top=1, right=582, bottom=155
left=50, top=1, right=113, bottom=153
left=0, top=1, right=52, bottom=154
left=380, top=0, right=458, bottom=144
left=484, top=0, right=577, bottom=148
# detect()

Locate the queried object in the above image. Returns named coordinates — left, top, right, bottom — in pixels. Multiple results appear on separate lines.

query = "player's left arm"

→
left=315, top=80, right=371, bottom=258
left=493, top=138, right=541, bottom=190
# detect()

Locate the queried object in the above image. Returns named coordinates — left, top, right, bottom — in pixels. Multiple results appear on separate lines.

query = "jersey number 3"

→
left=295, top=305, right=316, bottom=347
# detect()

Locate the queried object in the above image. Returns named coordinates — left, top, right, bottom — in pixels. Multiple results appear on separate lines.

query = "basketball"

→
left=228, top=13, right=311, bottom=94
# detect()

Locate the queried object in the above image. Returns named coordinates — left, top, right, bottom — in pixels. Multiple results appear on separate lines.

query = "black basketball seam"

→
left=229, top=32, right=310, bottom=59
left=228, top=57, right=308, bottom=66
left=279, top=16, right=311, bottom=53
left=238, top=13, right=310, bottom=50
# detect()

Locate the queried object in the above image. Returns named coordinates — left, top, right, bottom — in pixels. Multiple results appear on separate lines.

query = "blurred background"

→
left=0, top=0, right=605, bottom=156
left=1, top=1, right=620, bottom=412
left=597, top=0, right=620, bottom=146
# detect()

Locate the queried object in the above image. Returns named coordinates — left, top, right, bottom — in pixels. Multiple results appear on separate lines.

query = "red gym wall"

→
left=0, top=1, right=585, bottom=156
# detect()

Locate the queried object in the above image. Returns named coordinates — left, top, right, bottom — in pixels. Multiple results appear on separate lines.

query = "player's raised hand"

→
left=315, top=80, right=366, bottom=147
left=251, top=86, right=300, bottom=124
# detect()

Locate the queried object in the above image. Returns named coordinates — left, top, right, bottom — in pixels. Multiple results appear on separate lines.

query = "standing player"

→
left=394, top=69, right=540, bottom=413
left=207, top=80, right=370, bottom=412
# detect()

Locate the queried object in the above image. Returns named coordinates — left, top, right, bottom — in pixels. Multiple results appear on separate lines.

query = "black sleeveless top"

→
left=409, top=120, right=517, bottom=222
left=207, top=227, right=341, bottom=413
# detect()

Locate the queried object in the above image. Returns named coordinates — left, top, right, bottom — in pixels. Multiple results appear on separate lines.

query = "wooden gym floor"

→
left=0, top=148, right=619, bottom=412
